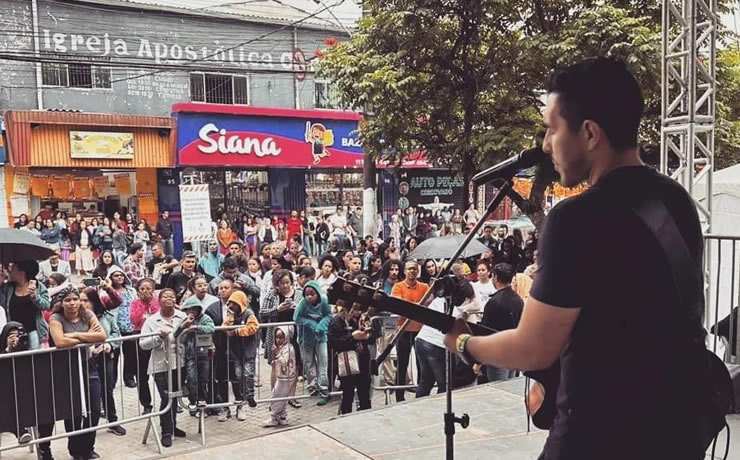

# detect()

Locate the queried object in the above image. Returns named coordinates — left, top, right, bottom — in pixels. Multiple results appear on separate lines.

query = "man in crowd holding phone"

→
left=148, top=243, right=178, bottom=290
left=37, top=249, right=72, bottom=283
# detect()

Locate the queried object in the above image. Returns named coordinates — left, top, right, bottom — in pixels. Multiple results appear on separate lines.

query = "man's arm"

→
left=444, top=296, right=580, bottom=371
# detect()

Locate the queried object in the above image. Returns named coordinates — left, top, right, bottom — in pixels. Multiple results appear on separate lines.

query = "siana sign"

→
left=176, top=105, right=364, bottom=168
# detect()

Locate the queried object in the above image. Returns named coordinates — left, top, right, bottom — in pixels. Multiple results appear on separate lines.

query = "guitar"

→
left=327, top=276, right=560, bottom=430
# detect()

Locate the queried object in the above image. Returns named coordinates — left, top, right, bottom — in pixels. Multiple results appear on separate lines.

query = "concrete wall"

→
left=0, top=0, right=342, bottom=114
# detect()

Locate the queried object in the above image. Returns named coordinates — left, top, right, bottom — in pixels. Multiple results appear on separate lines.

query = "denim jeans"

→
left=97, top=348, right=120, bottom=422
left=302, top=235, right=314, bottom=257
left=315, top=240, right=327, bottom=256
left=153, top=370, right=181, bottom=436
left=396, top=331, right=418, bottom=402
left=163, top=238, right=174, bottom=257
left=301, top=342, right=329, bottom=397
left=415, top=338, right=446, bottom=397
left=186, top=353, right=211, bottom=404
left=486, top=365, right=515, bottom=382
left=65, top=363, right=101, bottom=457
left=233, top=358, right=256, bottom=401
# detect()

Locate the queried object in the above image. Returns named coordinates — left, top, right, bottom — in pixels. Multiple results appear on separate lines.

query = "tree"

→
left=317, top=1, right=740, bottom=226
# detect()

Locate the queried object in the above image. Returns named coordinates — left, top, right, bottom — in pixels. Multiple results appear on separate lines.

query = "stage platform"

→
left=169, top=378, right=740, bottom=460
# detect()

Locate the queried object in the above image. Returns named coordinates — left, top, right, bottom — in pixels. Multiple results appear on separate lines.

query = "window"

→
left=314, top=80, right=343, bottom=110
left=190, top=72, right=249, bottom=105
left=41, top=61, right=111, bottom=89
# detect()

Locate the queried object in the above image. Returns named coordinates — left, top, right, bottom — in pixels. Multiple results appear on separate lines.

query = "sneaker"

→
left=39, top=449, right=54, bottom=460
left=18, top=431, right=32, bottom=444
left=218, top=409, right=229, bottom=422
left=188, top=404, right=197, bottom=417
left=278, top=418, right=289, bottom=426
left=237, top=406, right=247, bottom=421
left=142, top=406, right=153, bottom=415
left=161, top=434, right=173, bottom=447
left=262, top=418, right=280, bottom=427
left=108, top=425, right=127, bottom=436
left=317, top=396, right=329, bottom=406
left=297, top=375, right=305, bottom=382
left=173, top=427, right=186, bottom=438
left=247, top=397, right=257, bottom=408
left=87, top=451, right=101, bottom=459
left=124, top=378, right=137, bottom=388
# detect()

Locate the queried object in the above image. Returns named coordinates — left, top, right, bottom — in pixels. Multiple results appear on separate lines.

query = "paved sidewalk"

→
left=0, top=351, right=405, bottom=460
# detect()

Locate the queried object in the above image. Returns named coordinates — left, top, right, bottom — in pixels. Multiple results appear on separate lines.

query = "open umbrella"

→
left=407, top=234, right=491, bottom=260
left=0, top=228, right=55, bottom=264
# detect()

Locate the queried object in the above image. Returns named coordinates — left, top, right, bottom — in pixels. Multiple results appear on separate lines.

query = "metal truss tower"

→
left=661, top=0, right=717, bottom=231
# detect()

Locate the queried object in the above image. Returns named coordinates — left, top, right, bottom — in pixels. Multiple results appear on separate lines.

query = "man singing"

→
left=445, top=58, right=708, bottom=459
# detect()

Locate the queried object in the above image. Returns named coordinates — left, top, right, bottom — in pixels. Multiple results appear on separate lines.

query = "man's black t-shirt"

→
left=167, top=270, right=195, bottom=303
left=481, top=286, right=523, bottom=332
left=531, top=166, right=705, bottom=460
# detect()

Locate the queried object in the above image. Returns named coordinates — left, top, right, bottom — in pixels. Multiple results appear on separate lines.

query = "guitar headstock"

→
left=327, top=277, right=385, bottom=313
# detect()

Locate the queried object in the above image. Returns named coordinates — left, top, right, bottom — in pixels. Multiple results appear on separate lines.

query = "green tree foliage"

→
left=317, top=0, right=740, bottom=216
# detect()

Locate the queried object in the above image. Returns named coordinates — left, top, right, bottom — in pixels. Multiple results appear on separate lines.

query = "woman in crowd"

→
left=111, top=223, right=128, bottom=267
left=217, top=220, right=236, bottom=255
left=97, top=218, right=114, bottom=252
left=55, top=211, right=68, bottom=230
left=130, top=278, right=159, bottom=413
left=14, top=213, right=29, bottom=229
left=48, top=287, right=107, bottom=460
left=113, top=211, right=127, bottom=234
left=59, top=228, right=74, bottom=265
left=301, top=210, right=314, bottom=258
left=472, top=262, right=496, bottom=306
left=92, top=250, right=116, bottom=280
left=276, top=220, right=288, bottom=246
left=41, top=219, right=61, bottom=250
left=328, top=302, right=379, bottom=414
left=294, top=280, right=332, bottom=406
left=74, top=220, right=95, bottom=276
left=389, top=215, right=402, bottom=247
left=452, top=279, right=483, bottom=324
left=133, top=222, right=151, bottom=261
left=139, top=288, right=187, bottom=448
left=197, top=240, right=223, bottom=282
left=451, top=209, right=464, bottom=234
left=401, top=237, right=419, bottom=261
left=420, top=259, right=438, bottom=284
left=1, top=260, right=50, bottom=349
left=261, top=269, right=303, bottom=407
left=81, top=285, right=127, bottom=436
left=315, top=254, right=339, bottom=296
left=247, top=257, right=264, bottom=286
left=104, top=265, right=138, bottom=391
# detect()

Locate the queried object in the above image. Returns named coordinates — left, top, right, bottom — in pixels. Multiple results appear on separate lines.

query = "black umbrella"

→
left=407, top=235, right=491, bottom=260
left=0, top=228, right=55, bottom=264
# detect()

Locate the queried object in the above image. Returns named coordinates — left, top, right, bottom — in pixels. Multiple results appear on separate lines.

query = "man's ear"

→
left=581, top=120, right=602, bottom=150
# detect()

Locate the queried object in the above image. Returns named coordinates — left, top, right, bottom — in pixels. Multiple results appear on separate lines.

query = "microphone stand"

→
left=375, top=177, right=518, bottom=460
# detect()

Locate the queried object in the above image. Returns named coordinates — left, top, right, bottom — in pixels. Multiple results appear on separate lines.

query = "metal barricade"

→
left=369, top=314, right=419, bottom=405
left=173, top=321, right=343, bottom=447
left=704, top=234, right=740, bottom=364
left=0, top=331, right=177, bottom=457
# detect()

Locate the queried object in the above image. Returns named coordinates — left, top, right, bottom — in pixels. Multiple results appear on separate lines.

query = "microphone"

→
left=472, top=147, right=547, bottom=185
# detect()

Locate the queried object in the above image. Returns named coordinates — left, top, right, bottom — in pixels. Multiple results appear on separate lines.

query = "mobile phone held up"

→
left=83, top=278, right=102, bottom=287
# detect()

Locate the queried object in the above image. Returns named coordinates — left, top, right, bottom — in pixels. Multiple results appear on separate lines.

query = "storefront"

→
left=174, top=103, right=365, bottom=220
left=4, top=110, right=175, bottom=227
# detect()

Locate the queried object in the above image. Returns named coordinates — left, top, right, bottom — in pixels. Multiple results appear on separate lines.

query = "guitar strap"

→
left=597, top=178, right=731, bottom=450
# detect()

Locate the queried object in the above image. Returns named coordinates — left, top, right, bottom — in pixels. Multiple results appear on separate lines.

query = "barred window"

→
left=315, top=80, right=342, bottom=110
left=41, top=61, right=111, bottom=89
left=190, top=72, right=249, bottom=105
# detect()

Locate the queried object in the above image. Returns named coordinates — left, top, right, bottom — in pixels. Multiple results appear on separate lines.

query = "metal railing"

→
left=0, top=331, right=177, bottom=457
left=704, top=234, right=740, bottom=364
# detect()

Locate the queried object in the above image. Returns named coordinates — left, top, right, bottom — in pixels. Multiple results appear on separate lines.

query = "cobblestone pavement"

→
left=0, top=350, right=407, bottom=460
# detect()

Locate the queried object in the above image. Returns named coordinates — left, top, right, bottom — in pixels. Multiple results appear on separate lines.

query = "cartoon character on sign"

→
left=305, top=121, right=334, bottom=165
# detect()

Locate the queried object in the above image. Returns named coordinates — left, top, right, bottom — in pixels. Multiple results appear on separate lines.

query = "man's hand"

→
left=7, top=335, right=19, bottom=351
left=159, top=330, right=170, bottom=339
left=352, top=330, right=369, bottom=340
left=443, top=318, right=472, bottom=354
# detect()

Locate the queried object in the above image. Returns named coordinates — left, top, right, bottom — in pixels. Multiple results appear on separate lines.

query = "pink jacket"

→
left=130, top=297, right=160, bottom=332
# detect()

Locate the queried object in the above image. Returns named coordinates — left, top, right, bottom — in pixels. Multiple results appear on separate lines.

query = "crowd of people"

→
left=0, top=203, right=538, bottom=460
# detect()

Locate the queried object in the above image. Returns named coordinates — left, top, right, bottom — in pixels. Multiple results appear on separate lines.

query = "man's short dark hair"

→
left=14, top=260, right=39, bottom=281
left=299, top=266, right=316, bottom=279
left=152, top=242, right=164, bottom=251
left=546, top=57, right=643, bottom=151
left=222, top=257, right=239, bottom=271
left=492, top=263, right=515, bottom=284
left=229, top=241, right=242, bottom=249
left=128, top=243, right=143, bottom=255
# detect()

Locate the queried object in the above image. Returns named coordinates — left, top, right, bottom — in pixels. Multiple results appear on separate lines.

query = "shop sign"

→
left=179, top=184, right=213, bottom=242
left=70, top=131, right=134, bottom=160
left=398, top=169, right=465, bottom=213
left=178, top=113, right=364, bottom=168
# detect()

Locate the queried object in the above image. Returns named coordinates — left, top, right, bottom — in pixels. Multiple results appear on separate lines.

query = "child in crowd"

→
left=222, top=291, right=260, bottom=421
left=293, top=280, right=332, bottom=405
left=264, top=326, right=296, bottom=427
left=177, top=296, right=216, bottom=415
